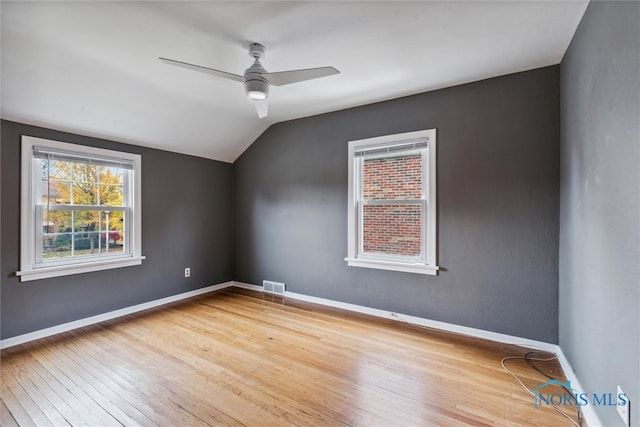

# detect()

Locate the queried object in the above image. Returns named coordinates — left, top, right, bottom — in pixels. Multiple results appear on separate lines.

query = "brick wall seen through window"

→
left=362, top=154, right=423, bottom=256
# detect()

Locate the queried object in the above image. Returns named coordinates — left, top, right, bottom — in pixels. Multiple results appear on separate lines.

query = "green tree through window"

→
left=42, top=160, right=126, bottom=259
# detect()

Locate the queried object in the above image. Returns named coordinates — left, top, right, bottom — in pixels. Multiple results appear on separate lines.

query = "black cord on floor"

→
left=524, top=351, right=583, bottom=426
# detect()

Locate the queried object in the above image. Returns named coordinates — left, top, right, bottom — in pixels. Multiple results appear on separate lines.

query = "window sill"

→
left=17, top=256, right=146, bottom=282
left=345, top=258, right=439, bottom=275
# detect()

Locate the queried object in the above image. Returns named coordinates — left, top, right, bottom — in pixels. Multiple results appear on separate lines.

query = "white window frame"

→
left=345, top=129, right=438, bottom=275
left=18, top=136, right=145, bottom=282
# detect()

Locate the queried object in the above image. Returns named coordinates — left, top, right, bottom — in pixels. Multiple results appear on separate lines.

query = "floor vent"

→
left=263, top=280, right=285, bottom=295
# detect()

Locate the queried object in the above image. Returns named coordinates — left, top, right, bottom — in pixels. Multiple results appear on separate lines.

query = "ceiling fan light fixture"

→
left=244, top=79, right=269, bottom=101
left=247, top=90, right=267, bottom=100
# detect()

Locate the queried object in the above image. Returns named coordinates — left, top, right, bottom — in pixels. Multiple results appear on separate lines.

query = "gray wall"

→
left=234, top=66, right=561, bottom=343
left=1, top=120, right=234, bottom=339
left=559, top=2, right=640, bottom=426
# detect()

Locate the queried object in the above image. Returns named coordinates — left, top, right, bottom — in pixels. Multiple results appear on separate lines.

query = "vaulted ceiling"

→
left=1, top=1, right=588, bottom=163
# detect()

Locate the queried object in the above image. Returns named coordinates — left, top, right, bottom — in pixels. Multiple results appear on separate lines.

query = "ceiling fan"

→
left=159, top=43, right=340, bottom=119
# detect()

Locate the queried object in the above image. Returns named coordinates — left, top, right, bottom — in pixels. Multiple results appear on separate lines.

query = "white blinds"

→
left=354, top=137, right=428, bottom=157
left=33, top=146, right=135, bottom=170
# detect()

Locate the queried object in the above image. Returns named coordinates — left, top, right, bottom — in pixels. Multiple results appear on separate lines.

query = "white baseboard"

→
left=0, top=281, right=235, bottom=350
left=555, top=347, right=604, bottom=427
left=232, top=281, right=263, bottom=292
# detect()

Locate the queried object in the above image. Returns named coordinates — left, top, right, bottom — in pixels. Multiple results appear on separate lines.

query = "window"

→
left=18, top=136, right=144, bottom=281
left=346, top=129, right=438, bottom=275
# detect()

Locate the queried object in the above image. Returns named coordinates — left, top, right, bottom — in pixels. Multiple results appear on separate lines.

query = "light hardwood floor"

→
left=1, top=287, right=581, bottom=426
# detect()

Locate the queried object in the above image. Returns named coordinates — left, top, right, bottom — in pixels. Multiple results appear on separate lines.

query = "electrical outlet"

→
left=184, top=267, right=190, bottom=278
left=617, top=385, right=630, bottom=427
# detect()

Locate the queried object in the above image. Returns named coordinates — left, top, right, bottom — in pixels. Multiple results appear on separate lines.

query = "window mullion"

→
left=71, top=210, right=75, bottom=257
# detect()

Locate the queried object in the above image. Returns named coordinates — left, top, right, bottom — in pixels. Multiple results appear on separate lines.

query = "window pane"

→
left=43, top=210, right=72, bottom=233
left=100, top=211, right=124, bottom=252
left=362, top=204, right=422, bottom=257
left=100, top=184, right=124, bottom=206
left=100, top=231, right=125, bottom=254
left=49, top=161, right=71, bottom=181
left=72, top=183, right=99, bottom=205
left=42, top=199, right=72, bottom=260
left=73, top=210, right=99, bottom=232
left=72, top=163, right=99, bottom=184
left=39, top=159, right=49, bottom=181
left=43, top=233, right=72, bottom=259
left=99, top=165, right=125, bottom=206
left=100, top=210, right=124, bottom=232
left=100, top=166, right=124, bottom=183
left=73, top=232, right=100, bottom=255
left=46, top=180, right=71, bottom=204
left=362, top=153, right=422, bottom=200
left=39, top=160, right=70, bottom=204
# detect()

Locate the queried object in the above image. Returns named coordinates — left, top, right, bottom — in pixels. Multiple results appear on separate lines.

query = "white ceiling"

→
left=1, top=1, right=588, bottom=163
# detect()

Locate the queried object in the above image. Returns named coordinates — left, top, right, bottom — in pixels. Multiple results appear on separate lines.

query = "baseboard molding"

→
left=555, top=347, right=604, bottom=427
left=232, top=281, right=264, bottom=292
left=231, top=281, right=602, bottom=427
left=0, top=281, right=235, bottom=350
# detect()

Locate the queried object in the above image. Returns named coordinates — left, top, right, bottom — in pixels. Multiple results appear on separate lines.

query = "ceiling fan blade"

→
left=254, top=100, right=268, bottom=119
left=159, top=57, right=245, bottom=83
left=261, top=66, right=339, bottom=86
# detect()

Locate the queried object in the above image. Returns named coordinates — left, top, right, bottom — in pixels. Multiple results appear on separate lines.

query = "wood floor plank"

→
left=0, top=381, right=33, bottom=427
left=0, top=397, right=20, bottom=427
left=1, top=287, right=581, bottom=426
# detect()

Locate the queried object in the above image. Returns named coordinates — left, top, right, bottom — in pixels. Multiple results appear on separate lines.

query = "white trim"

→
left=17, top=256, right=146, bottom=282
left=555, top=347, right=605, bottom=427
left=347, top=129, right=438, bottom=274
left=232, top=281, right=264, bottom=292
left=0, top=281, right=234, bottom=350
left=286, top=289, right=556, bottom=351
left=345, top=257, right=439, bottom=275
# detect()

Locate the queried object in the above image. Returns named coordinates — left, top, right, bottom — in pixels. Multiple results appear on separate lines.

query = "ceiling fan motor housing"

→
left=244, top=57, right=270, bottom=100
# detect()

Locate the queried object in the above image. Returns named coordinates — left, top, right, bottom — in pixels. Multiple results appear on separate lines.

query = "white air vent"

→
left=263, top=280, right=285, bottom=295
